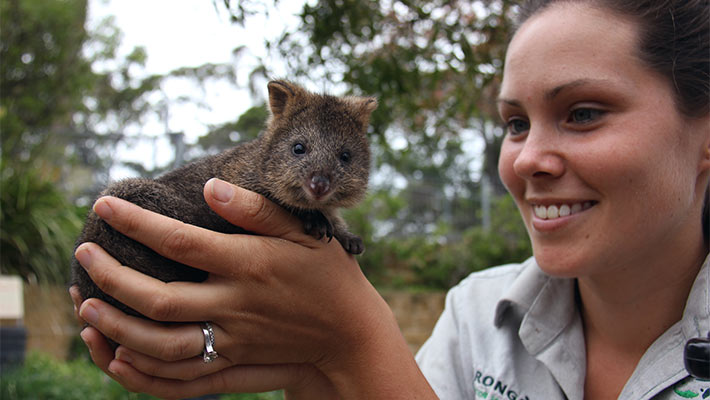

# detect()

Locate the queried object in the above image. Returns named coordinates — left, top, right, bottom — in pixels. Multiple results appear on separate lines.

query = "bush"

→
left=358, top=195, right=532, bottom=290
left=0, top=164, right=86, bottom=284
left=1, top=352, right=283, bottom=400
left=1, top=352, right=156, bottom=400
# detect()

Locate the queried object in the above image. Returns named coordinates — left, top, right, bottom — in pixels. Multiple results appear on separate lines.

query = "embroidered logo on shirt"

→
left=672, top=379, right=710, bottom=399
left=473, top=370, right=530, bottom=400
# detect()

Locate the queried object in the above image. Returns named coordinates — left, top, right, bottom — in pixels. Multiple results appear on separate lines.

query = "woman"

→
left=72, top=0, right=709, bottom=398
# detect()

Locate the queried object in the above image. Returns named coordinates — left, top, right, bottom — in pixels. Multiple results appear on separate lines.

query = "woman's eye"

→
left=292, top=143, right=306, bottom=156
left=506, top=118, right=530, bottom=136
left=569, top=108, right=605, bottom=124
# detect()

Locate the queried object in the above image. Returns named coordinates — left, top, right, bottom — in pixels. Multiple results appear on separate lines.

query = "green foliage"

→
left=223, top=0, right=519, bottom=240
left=220, top=391, right=284, bottom=400
left=214, top=1, right=530, bottom=288
left=197, top=105, right=269, bottom=154
left=1, top=0, right=93, bottom=164
left=1, top=0, right=164, bottom=190
left=353, top=194, right=531, bottom=290
left=0, top=0, right=165, bottom=283
left=1, top=352, right=283, bottom=400
left=1, top=0, right=531, bottom=290
left=0, top=162, right=86, bottom=283
left=1, top=352, right=157, bottom=400
left=281, top=0, right=517, bottom=193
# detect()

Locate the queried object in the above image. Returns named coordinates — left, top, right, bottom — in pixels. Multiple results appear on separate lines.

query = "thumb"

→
left=203, top=178, right=310, bottom=243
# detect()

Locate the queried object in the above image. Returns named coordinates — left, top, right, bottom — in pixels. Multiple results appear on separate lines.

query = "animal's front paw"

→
left=338, top=233, right=365, bottom=255
left=303, top=211, right=333, bottom=241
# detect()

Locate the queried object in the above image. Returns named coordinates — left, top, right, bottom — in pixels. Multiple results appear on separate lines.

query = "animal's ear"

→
left=267, top=80, right=298, bottom=119
left=348, top=96, right=378, bottom=128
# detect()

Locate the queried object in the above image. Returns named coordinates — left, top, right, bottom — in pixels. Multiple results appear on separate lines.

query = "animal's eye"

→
left=292, top=143, right=306, bottom=156
left=340, top=151, right=351, bottom=163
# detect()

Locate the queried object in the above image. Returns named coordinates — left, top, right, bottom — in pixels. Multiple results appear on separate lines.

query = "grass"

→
left=1, top=352, right=283, bottom=400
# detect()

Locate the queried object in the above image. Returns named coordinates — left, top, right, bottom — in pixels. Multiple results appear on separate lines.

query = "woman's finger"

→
left=90, top=196, right=239, bottom=275
left=89, top=190, right=320, bottom=277
left=105, top=359, right=319, bottom=400
left=69, top=286, right=85, bottom=327
left=203, top=178, right=310, bottom=242
left=80, top=326, right=120, bottom=379
left=114, top=345, right=230, bottom=380
left=78, top=297, right=218, bottom=362
left=74, top=242, right=228, bottom=322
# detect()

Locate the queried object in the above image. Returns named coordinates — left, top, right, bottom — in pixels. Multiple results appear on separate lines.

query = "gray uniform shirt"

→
left=416, top=256, right=710, bottom=399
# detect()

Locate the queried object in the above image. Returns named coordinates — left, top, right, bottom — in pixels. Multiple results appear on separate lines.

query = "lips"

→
left=533, top=201, right=596, bottom=220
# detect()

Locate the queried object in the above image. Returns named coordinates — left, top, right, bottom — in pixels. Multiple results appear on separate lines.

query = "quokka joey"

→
left=72, top=80, right=377, bottom=318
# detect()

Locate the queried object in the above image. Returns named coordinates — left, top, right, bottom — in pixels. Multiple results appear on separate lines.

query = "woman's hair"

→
left=516, top=0, right=709, bottom=117
left=516, top=0, right=710, bottom=239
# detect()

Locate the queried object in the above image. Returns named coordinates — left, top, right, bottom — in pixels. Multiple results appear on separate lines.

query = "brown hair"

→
left=517, top=0, right=709, bottom=117
left=516, top=0, right=710, bottom=238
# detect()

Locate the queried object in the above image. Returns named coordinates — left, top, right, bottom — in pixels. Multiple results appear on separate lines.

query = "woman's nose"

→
left=512, top=129, right=566, bottom=180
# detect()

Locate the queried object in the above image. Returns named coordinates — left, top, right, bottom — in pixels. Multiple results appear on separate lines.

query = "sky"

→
left=86, top=0, right=306, bottom=178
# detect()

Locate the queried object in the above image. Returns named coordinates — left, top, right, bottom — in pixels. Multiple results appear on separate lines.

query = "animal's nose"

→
left=309, top=175, right=331, bottom=197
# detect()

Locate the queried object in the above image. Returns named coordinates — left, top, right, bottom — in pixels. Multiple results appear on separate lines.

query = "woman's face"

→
left=497, top=3, right=710, bottom=278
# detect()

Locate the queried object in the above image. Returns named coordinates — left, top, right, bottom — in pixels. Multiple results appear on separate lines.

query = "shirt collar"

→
left=494, top=253, right=710, bottom=348
left=494, top=257, right=586, bottom=399
left=681, top=252, right=710, bottom=340
left=493, top=254, right=710, bottom=399
left=494, top=257, right=578, bottom=355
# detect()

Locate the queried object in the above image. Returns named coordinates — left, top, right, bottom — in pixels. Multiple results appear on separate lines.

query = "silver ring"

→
left=200, top=322, right=218, bottom=363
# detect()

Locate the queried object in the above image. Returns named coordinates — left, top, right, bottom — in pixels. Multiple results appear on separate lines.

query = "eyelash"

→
left=503, top=107, right=606, bottom=137
left=505, top=118, right=530, bottom=136
left=567, top=107, right=606, bottom=125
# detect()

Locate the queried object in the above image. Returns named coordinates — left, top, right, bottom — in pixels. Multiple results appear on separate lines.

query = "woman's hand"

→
left=73, top=178, right=435, bottom=399
left=71, top=288, right=336, bottom=400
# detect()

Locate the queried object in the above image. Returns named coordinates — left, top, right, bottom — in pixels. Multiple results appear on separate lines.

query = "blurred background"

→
left=1, top=0, right=531, bottom=398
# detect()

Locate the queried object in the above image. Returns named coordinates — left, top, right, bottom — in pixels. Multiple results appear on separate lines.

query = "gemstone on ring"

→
left=201, top=322, right=218, bottom=363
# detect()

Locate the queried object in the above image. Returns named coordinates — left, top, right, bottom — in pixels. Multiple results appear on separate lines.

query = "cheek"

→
left=498, top=140, right=523, bottom=197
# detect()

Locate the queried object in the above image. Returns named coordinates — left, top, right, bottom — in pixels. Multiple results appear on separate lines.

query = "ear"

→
left=267, top=80, right=297, bottom=118
left=699, top=114, right=710, bottom=173
left=347, top=96, right=378, bottom=128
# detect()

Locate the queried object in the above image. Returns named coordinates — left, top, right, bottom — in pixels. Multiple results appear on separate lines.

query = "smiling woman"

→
left=489, top=0, right=710, bottom=397
left=70, top=0, right=708, bottom=399
left=497, top=3, right=707, bottom=281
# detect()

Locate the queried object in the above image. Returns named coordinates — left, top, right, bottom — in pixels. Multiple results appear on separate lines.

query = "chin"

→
left=532, top=246, right=590, bottom=279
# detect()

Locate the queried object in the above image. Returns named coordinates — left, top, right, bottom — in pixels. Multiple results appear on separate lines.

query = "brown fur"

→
left=71, top=80, right=376, bottom=318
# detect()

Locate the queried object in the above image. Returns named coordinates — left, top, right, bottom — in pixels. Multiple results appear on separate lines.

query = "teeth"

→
left=547, top=205, right=559, bottom=219
left=534, top=202, right=594, bottom=220
left=559, top=204, right=570, bottom=217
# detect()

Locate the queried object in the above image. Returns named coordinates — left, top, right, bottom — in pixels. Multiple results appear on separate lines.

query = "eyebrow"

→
left=497, top=78, right=608, bottom=107
left=544, top=79, right=595, bottom=101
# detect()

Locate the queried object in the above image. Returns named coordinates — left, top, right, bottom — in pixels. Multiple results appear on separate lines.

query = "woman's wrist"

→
left=316, top=287, right=437, bottom=399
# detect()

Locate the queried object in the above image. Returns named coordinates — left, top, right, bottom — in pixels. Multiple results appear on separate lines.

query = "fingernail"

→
left=108, top=360, right=122, bottom=377
left=93, top=198, right=114, bottom=221
left=115, top=348, right=133, bottom=364
left=74, top=245, right=92, bottom=271
left=210, top=178, right=234, bottom=203
left=80, top=303, right=99, bottom=325
left=80, top=329, right=93, bottom=354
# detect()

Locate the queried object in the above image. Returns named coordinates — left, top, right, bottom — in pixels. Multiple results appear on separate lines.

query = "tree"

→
left=1, top=0, right=94, bottom=166
left=216, top=0, right=531, bottom=287
left=300, top=0, right=515, bottom=189
left=0, top=0, right=161, bottom=282
left=222, top=0, right=518, bottom=234
left=196, top=104, right=269, bottom=154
